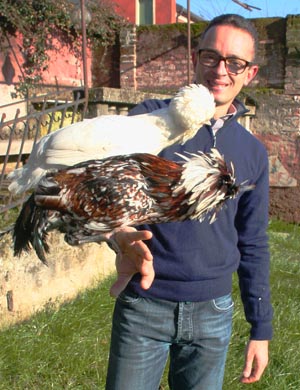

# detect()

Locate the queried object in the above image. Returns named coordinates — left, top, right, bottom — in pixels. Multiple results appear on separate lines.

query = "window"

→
left=138, top=0, right=154, bottom=25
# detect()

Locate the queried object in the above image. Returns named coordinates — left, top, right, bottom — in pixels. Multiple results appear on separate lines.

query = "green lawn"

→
left=0, top=220, right=299, bottom=389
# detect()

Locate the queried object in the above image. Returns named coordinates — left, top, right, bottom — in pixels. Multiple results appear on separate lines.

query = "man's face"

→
left=195, top=25, right=259, bottom=117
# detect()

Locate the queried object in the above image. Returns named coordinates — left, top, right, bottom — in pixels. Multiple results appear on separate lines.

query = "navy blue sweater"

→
left=126, top=98, right=273, bottom=340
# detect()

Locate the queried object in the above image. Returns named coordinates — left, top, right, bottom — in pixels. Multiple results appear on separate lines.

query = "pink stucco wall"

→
left=0, top=32, right=92, bottom=96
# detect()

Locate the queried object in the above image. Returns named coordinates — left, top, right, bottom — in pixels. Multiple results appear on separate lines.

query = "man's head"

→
left=194, top=14, right=259, bottom=117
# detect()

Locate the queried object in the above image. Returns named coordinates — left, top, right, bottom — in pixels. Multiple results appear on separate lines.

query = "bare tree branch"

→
left=232, top=0, right=262, bottom=11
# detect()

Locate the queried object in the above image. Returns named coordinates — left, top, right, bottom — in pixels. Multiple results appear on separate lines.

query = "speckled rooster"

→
left=13, top=149, right=254, bottom=264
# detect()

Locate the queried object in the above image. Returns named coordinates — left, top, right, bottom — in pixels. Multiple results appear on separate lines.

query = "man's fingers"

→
left=240, top=363, right=265, bottom=383
left=116, top=230, right=153, bottom=259
left=240, top=340, right=269, bottom=384
left=139, top=259, right=155, bottom=290
left=110, top=258, right=154, bottom=297
left=109, top=229, right=154, bottom=297
left=129, top=230, right=153, bottom=242
left=116, top=229, right=153, bottom=244
left=242, top=358, right=253, bottom=380
left=110, top=273, right=133, bottom=297
left=140, top=275, right=155, bottom=290
left=128, top=238, right=153, bottom=261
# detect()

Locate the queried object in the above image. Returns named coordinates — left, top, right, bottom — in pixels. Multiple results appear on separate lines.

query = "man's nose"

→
left=214, top=58, right=228, bottom=74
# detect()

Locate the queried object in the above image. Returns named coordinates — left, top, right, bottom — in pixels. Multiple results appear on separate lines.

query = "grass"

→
left=0, top=277, right=116, bottom=390
left=0, top=208, right=20, bottom=231
left=223, top=219, right=300, bottom=390
left=0, top=220, right=299, bottom=389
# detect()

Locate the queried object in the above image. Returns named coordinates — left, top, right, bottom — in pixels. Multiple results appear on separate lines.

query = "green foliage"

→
left=0, top=0, right=126, bottom=97
left=0, top=220, right=299, bottom=389
left=87, top=0, right=127, bottom=49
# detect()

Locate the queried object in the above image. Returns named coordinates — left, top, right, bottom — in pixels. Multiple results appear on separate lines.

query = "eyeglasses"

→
left=198, top=49, right=252, bottom=75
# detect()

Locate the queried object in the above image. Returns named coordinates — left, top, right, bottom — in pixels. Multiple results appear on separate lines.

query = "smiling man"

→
left=195, top=19, right=258, bottom=118
left=106, top=14, right=273, bottom=390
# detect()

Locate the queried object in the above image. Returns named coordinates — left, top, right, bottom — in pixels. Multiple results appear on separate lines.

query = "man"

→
left=106, top=14, right=273, bottom=390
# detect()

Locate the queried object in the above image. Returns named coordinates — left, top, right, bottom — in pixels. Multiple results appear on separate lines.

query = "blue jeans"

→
left=106, top=290, right=234, bottom=390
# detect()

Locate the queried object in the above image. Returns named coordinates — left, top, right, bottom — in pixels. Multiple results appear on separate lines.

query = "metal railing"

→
left=0, top=89, right=87, bottom=220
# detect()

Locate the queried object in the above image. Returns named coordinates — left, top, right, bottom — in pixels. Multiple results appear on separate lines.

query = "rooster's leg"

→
left=65, top=232, right=121, bottom=253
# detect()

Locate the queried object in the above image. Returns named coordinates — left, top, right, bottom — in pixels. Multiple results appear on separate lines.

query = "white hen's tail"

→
left=8, top=166, right=47, bottom=195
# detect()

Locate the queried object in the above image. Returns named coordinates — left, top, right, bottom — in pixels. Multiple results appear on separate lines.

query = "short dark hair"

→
left=199, top=14, right=259, bottom=60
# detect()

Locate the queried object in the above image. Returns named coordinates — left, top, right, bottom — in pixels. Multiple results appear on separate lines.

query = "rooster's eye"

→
left=219, top=174, right=231, bottom=187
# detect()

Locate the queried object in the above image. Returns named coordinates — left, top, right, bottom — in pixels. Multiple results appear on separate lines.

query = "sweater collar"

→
left=211, top=98, right=248, bottom=133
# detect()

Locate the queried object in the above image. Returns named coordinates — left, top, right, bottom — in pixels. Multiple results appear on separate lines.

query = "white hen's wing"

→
left=7, top=112, right=170, bottom=194
left=7, top=84, right=215, bottom=195
left=44, top=112, right=171, bottom=165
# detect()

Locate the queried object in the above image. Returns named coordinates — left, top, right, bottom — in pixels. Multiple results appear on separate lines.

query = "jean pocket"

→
left=211, top=293, right=234, bottom=313
left=117, top=289, right=141, bottom=305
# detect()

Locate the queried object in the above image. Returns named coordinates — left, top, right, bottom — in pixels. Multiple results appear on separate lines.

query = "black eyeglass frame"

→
left=198, top=49, right=253, bottom=75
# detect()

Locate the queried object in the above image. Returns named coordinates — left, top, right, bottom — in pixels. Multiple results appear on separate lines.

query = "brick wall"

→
left=94, top=18, right=292, bottom=92
left=135, top=25, right=194, bottom=91
left=285, top=15, right=300, bottom=94
left=117, top=18, right=289, bottom=92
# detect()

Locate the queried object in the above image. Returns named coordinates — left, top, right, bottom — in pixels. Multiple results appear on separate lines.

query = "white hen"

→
left=8, top=84, right=215, bottom=195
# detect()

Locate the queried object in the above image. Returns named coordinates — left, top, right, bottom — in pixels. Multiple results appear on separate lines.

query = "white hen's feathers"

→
left=8, top=84, right=215, bottom=195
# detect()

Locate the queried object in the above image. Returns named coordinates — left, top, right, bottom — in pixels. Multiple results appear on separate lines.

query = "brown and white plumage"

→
left=13, top=149, right=254, bottom=264
left=8, top=84, right=215, bottom=195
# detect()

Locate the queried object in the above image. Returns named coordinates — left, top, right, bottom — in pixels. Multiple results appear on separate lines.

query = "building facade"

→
left=113, top=0, right=202, bottom=25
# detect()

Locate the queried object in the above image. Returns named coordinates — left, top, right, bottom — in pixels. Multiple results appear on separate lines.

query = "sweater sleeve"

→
left=235, top=147, right=273, bottom=340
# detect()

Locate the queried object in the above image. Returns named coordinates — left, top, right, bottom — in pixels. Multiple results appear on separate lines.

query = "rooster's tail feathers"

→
left=13, top=194, right=49, bottom=265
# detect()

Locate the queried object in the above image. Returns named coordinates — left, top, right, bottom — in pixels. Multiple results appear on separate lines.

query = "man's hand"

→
left=109, top=227, right=154, bottom=297
left=240, top=340, right=269, bottom=384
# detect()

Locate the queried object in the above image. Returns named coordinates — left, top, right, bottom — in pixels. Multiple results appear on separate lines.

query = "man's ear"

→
left=244, top=65, right=259, bottom=86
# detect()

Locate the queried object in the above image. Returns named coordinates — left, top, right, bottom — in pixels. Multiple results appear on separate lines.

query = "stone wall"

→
left=249, top=89, right=300, bottom=222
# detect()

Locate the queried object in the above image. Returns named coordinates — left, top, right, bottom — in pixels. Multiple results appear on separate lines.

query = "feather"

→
left=13, top=149, right=254, bottom=263
left=8, top=84, right=215, bottom=195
